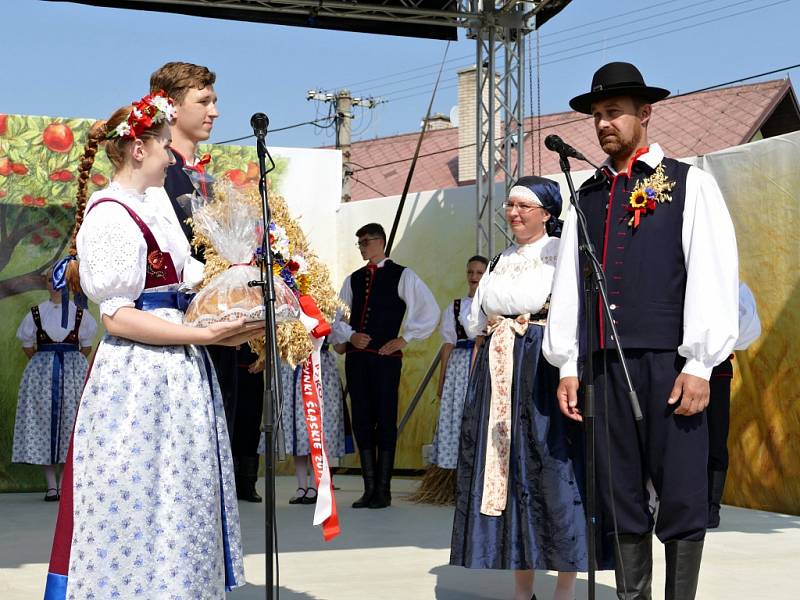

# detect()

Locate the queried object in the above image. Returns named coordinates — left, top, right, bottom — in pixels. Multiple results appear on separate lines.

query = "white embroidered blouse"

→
left=76, top=183, right=202, bottom=317
left=16, top=300, right=97, bottom=347
left=439, top=296, right=475, bottom=345
left=465, top=235, right=560, bottom=338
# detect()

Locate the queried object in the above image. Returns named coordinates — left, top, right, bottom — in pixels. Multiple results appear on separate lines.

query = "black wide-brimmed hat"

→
left=569, top=62, right=670, bottom=114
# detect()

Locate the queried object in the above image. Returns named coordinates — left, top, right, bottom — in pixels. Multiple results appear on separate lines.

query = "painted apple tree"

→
left=0, top=114, right=113, bottom=300
left=198, top=141, right=287, bottom=192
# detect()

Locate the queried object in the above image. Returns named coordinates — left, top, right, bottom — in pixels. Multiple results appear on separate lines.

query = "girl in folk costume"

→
left=281, top=342, right=347, bottom=505
left=44, top=93, right=260, bottom=600
left=450, top=177, right=589, bottom=600
left=13, top=269, right=97, bottom=501
left=410, top=255, right=487, bottom=505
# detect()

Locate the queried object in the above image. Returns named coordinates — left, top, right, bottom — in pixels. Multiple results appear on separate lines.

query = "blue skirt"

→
left=450, top=324, right=589, bottom=571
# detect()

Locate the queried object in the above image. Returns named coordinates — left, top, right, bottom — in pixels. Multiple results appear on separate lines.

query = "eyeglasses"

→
left=502, top=202, right=543, bottom=213
left=356, top=237, right=382, bottom=248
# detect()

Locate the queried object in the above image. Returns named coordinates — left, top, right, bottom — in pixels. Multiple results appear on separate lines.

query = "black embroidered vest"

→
left=578, top=157, right=690, bottom=352
left=347, top=260, right=407, bottom=354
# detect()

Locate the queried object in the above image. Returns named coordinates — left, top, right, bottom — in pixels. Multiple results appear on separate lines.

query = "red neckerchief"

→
left=624, top=146, right=650, bottom=176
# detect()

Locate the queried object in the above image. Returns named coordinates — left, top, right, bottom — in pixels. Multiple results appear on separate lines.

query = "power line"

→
left=347, top=0, right=748, bottom=99
left=350, top=63, right=800, bottom=175
left=382, top=0, right=789, bottom=104
left=211, top=115, right=335, bottom=145
left=334, top=0, right=706, bottom=92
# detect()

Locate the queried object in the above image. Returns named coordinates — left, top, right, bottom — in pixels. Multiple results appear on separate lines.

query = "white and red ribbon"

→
left=298, top=295, right=341, bottom=541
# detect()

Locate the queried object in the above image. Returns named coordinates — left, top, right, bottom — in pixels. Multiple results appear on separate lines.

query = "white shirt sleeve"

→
left=678, top=166, right=739, bottom=379
left=542, top=205, right=582, bottom=378
left=78, top=309, right=98, bottom=346
left=398, top=268, right=439, bottom=342
left=77, top=202, right=148, bottom=317
left=465, top=277, right=488, bottom=338
left=16, top=311, right=36, bottom=347
left=735, top=282, right=761, bottom=351
left=439, top=301, right=457, bottom=345
left=330, top=275, right=355, bottom=345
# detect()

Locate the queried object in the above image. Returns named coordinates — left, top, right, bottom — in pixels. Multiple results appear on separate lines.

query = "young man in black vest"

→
left=544, top=62, right=739, bottom=599
left=149, top=62, right=263, bottom=503
left=333, top=223, right=439, bottom=509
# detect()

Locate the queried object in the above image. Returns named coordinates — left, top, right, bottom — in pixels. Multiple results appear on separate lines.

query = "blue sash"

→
left=455, top=339, right=475, bottom=350
left=38, top=343, right=79, bottom=464
left=134, top=291, right=194, bottom=312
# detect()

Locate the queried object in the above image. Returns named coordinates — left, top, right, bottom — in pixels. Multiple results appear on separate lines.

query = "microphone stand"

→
left=555, top=151, right=643, bottom=600
left=249, top=115, right=282, bottom=600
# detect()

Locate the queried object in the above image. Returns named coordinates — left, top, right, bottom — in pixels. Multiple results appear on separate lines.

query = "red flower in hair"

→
left=108, top=90, right=175, bottom=140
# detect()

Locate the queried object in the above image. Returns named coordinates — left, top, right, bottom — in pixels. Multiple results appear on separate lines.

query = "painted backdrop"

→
left=0, top=111, right=341, bottom=491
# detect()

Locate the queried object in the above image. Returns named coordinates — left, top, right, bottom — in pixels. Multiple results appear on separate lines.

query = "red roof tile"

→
left=343, top=79, right=794, bottom=201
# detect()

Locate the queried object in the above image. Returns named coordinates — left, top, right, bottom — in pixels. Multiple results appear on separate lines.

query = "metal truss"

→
left=473, top=11, right=526, bottom=257
left=113, top=0, right=556, bottom=254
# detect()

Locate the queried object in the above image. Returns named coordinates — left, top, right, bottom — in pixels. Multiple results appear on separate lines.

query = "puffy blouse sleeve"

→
left=465, top=278, right=488, bottom=338
left=16, top=311, right=36, bottom=347
left=77, top=202, right=147, bottom=317
left=439, top=300, right=457, bottom=345
left=78, top=308, right=98, bottom=346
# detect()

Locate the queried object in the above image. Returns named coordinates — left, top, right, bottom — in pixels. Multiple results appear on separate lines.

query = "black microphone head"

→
left=544, top=134, right=563, bottom=152
left=250, top=112, right=269, bottom=136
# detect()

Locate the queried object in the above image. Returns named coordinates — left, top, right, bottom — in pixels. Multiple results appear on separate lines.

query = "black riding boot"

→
left=352, top=449, right=377, bottom=508
left=613, top=533, right=653, bottom=600
left=665, top=539, right=704, bottom=600
left=707, top=469, right=727, bottom=529
left=369, top=448, right=395, bottom=509
left=237, top=455, right=262, bottom=502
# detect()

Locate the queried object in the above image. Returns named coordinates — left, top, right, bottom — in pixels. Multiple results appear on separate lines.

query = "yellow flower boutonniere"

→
left=627, top=163, right=676, bottom=228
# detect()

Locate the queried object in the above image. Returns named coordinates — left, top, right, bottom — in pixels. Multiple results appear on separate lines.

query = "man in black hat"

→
left=544, top=62, right=739, bottom=599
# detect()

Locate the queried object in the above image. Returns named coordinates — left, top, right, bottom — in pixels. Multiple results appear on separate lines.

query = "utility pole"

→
left=307, top=89, right=382, bottom=202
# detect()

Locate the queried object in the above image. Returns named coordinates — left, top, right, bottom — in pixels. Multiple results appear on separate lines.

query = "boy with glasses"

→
left=332, top=223, right=439, bottom=509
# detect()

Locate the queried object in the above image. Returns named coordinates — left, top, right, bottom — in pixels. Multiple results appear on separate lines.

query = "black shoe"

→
left=665, top=539, right=704, bottom=600
left=289, top=488, right=307, bottom=505
left=302, top=488, right=318, bottom=505
left=614, top=533, right=653, bottom=600
left=44, top=488, right=59, bottom=502
left=237, top=456, right=263, bottom=503
left=368, top=447, right=395, bottom=509
left=352, top=449, right=377, bottom=509
left=707, top=469, right=727, bottom=529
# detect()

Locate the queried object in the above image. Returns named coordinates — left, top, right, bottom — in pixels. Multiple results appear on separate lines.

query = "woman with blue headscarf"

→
left=450, top=176, right=587, bottom=600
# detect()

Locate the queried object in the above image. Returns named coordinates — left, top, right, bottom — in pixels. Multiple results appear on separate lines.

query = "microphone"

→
left=250, top=113, right=270, bottom=138
left=544, top=134, right=586, bottom=161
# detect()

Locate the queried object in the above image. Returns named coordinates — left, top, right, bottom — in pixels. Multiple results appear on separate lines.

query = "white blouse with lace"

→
left=439, top=296, right=475, bottom=345
left=465, top=235, right=560, bottom=338
left=16, top=300, right=98, bottom=347
left=77, top=183, right=197, bottom=317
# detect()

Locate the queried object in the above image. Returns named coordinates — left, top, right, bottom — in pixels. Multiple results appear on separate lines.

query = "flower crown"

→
left=107, top=90, right=176, bottom=140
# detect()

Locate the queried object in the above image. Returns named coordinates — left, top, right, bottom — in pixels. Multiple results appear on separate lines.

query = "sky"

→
left=1, top=0, right=798, bottom=149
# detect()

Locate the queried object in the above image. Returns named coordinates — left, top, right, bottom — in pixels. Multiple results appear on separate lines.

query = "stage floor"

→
left=1, top=475, right=797, bottom=599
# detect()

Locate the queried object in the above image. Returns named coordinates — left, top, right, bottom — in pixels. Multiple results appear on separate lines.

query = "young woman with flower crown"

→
left=43, top=93, right=261, bottom=600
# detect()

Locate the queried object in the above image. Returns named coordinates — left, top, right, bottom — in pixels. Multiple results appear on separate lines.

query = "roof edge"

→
left=740, top=78, right=795, bottom=143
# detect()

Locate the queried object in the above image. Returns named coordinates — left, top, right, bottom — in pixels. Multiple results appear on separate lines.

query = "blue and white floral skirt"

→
left=430, top=346, right=472, bottom=469
left=63, top=306, right=244, bottom=599
left=278, top=349, right=346, bottom=459
left=13, top=349, right=88, bottom=465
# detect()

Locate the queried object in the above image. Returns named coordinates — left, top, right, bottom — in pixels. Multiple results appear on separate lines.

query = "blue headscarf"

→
left=509, top=175, right=564, bottom=238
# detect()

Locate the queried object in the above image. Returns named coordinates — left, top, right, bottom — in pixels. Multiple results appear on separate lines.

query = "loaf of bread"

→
left=184, top=283, right=266, bottom=328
